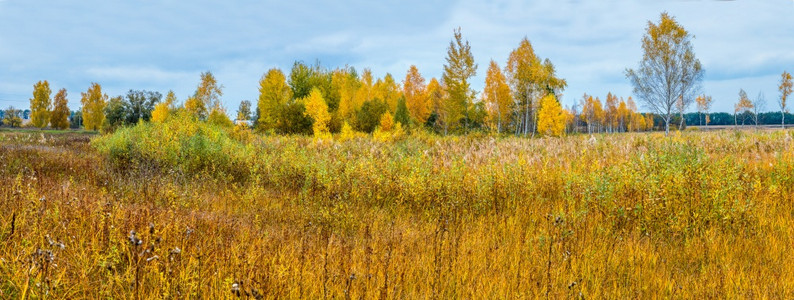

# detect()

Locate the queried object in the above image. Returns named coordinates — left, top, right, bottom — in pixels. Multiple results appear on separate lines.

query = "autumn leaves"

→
left=26, top=80, right=91, bottom=130
left=243, top=28, right=573, bottom=139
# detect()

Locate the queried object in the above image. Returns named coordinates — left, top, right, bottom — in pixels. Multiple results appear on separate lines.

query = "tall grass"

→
left=2, top=119, right=794, bottom=298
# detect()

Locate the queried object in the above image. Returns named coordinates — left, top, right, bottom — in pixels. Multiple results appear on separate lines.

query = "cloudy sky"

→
left=1, top=0, right=793, bottom=113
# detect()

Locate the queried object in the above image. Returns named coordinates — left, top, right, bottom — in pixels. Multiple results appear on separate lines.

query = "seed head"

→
left=128, top=230, right=142, bottom=246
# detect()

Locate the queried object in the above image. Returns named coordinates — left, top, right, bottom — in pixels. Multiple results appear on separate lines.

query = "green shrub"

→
left=92, top=111, right=252, bottom=180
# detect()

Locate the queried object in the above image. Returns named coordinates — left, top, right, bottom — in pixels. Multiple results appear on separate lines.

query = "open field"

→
left=3, top=125, right=794, bottom=298
left=0, top=127, right=97, bottom=135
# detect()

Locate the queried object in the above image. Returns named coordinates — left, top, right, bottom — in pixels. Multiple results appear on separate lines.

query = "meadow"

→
left=2, top=120, right=794, bottom=298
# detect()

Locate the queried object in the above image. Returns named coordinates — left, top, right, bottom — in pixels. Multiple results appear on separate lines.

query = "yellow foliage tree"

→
left=184, top=96, right=202, bottom=119
left=581, top=94, right=605, bottom=134
left=353, top=69, right=375, bottom=110
left=506, top=38, right=540, bottom=136
left=537, top=94, right=565, bottom=137
left=303, top=88, right=331, bottom=138
left=81, top=83, right=107, bottom=131
left=426, top=78, right=444, bottom=114
left=379, top=112, right=394, bottom=132
left=735, top=89, right=753, bottom=126
left=563, top=108, right=575, bottom=134
left=151, top=105, right=167, bottom=123
left=505, top=38, right=566, bottom=136
left=580, top=94, right=594, bottom=133
left=187, top=71, right=223, bottom=119
left=373, top=112, right=405, bottom=142
left=695, top=94, right=713, bottom=126
left=258, top=68, right=292, bottom=130
left=50, top=88, right=70, bottom=130
left=779, top=71, right=792, bottom=127
left=630, top=112, right=643, bottom=132
left=333, top=69, right=360, bottom=122
left=403, top=65, right=430, bottom=125
left=482, top=60, right=512, bottom=133
left=152, top=90, right=176, bottom=123
left=374, top=73, right=402, bottom=113
left=626, top=97, right=639, bottom=131
left=645, top=114, right=655, bottom=131
left=30, top=80, right=52, bottom=128
left=617, top=99, right=629, bottom=132
left=605, top=92, right=618, bottom=132
left=593, top=97, right=606, bottom=133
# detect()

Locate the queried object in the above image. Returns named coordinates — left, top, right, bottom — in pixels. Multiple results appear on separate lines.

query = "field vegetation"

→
left=3, top=115, right=794, bottom=298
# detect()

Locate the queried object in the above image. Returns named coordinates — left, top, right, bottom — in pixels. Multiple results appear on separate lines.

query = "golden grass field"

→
left=2, top=123, right=794, bottom=298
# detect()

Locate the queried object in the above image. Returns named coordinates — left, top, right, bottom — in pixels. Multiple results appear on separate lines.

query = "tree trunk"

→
left=520, top=102, right=524, bottom=135
left=531, top=108, right=537, bottom=138
left=515, top=113, right=521, bottom=136
left=678, top=111, right=684, bottom=130
left=783, top=111, right=786, bottom=129
left=525, top=106, right=529, bottom=136
left=664, top=115, right=671, bottom=136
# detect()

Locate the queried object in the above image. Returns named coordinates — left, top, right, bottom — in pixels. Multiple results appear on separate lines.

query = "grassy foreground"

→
left=2, top=122, right=794, bottom=298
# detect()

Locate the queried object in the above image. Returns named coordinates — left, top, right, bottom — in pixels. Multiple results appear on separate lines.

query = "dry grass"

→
left=2, top=127, right=794, bottom=298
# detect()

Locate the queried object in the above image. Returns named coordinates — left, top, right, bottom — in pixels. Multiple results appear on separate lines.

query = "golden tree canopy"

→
left=30, top=80, right=52, bottom=128
left=379, top=112, right=394, bottom=132
left=537, top=94, right=565, bottom=137
left=187, top=71, right=223, bottom=119
left=374, top=73, right=401, bottom=113
left=50, top=88, right=70, bottom=130
left=303, top=87, right=331, bottom=138
left=403, top=65, right=430, bottom=125
left=257, top=68, right=292, bottom=130
left=780, top=71, right=793, bottom=113
left=735, top=89, right=753, bottom=114
left=333, top=69, right=360, bottom=121
left=152, top=90, right=176, bottom=123
left=482, top=60, right=512, bottom=133
left=81, top=83, right=107, bottom=131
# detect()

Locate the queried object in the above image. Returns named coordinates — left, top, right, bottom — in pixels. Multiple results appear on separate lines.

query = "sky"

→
left=1, top=0, right=793, bottom=114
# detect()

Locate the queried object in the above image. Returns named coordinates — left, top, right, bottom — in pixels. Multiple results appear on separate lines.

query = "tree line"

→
left=3, top=14, right=793, bottom=136
left=1, top=82, right=162, bottom=131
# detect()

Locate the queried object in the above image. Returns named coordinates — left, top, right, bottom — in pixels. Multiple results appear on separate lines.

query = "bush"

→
left=276, top=101, right=312, bottom=135
left=92, top=111, right=253, bottom=180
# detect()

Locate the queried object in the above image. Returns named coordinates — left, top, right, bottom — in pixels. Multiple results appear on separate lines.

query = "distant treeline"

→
left=4, top=106, right=794, bottom=131
left=0, top=108, right=83, bottom=129
left=681, top=112, right=794, bottom=127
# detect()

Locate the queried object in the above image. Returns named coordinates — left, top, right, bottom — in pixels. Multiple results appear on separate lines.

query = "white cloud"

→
left=85, top=66, right=192, bottom=83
